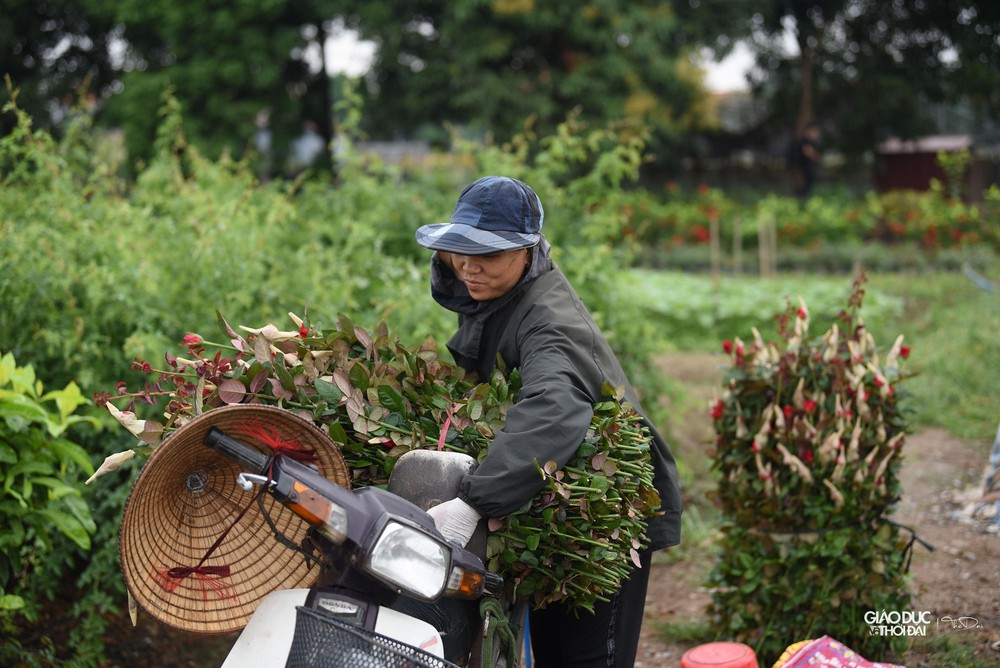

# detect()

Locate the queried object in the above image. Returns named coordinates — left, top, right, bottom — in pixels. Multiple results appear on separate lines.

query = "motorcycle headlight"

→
left=365, top=520, right=450, bottom=601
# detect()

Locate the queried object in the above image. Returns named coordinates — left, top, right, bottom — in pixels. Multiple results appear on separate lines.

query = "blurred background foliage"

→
left=3, top=1, right=999, bottom=174
left=3, top=1, right=1000, bottom=665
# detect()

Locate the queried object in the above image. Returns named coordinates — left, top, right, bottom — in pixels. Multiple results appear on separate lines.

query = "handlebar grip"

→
left=483, top=572, right=504, bottom=597
left=204, top=427, right=268, bottom=473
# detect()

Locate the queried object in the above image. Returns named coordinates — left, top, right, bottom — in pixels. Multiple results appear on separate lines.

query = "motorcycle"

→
left=202, top=426, right=525, bottom=668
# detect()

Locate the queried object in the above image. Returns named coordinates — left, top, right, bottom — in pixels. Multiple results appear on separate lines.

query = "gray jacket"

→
left=433, top=253, right=682, bottom=551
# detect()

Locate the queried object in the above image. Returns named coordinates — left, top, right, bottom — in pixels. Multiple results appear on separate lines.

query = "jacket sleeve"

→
left=458, top=309, right=599, bottom=518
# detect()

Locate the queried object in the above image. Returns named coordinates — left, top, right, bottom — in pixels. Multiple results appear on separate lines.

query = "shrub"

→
left=0, top=351, right=99, bottom=664
left=706, top=276, right=914, bottom=663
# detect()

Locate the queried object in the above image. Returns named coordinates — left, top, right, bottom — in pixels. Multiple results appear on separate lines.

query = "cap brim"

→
left=415, top=223, right=539, bottom=255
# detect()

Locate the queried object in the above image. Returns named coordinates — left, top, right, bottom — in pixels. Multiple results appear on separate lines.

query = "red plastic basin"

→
left=681, top=642, right=758, bottom=668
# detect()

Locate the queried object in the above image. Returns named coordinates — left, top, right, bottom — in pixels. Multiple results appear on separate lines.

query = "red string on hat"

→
left=154, top=422, right=319, bottom=599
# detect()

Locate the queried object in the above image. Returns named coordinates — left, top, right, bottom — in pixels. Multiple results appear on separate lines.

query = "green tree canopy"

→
left=346, top=0, right=716, bottom=163
left=0, top=0, right=118, bottom=136
left=687, top=0, right=1000, bottom=157
left=86, top=0, right=338, bottom=168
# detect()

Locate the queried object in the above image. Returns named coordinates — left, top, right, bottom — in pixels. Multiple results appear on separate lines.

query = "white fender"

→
left=221, top=589, right=444, bottom=666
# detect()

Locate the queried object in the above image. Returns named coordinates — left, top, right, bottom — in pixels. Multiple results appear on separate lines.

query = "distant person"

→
left=790, top=122, right=822, bottom=199
left=286, top=120, right=327, bottom=177
left=252, top=109, right=274, bottom=182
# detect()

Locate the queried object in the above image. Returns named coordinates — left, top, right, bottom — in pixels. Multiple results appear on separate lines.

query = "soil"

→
left=98, top=352, right=1000, bottom=667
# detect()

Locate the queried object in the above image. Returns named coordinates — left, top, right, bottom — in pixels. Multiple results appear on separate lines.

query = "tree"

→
left=86, top=0, right=342, bottom=169
left=0, top=0, right=118, bottom=136
left=345, top=1, right=717, bottom=165
left=689, top=1, right=1000, bottom=159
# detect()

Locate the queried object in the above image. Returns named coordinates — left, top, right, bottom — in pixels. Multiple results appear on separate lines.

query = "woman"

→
left=416, top=176, right=682, bottom=667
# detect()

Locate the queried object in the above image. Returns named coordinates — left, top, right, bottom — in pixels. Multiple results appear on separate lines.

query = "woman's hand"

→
left=426, top=497, right=482, bottom=547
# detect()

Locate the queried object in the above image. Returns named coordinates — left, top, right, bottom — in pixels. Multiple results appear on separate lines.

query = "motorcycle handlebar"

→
left=204, top=427, right=269, bottom=473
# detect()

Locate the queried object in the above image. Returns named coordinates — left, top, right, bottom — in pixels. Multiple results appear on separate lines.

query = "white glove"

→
left=426, top=497, right=482, bottom=547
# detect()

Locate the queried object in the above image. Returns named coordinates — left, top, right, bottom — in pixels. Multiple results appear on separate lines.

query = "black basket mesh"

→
left=286, top=606, right=461, bottom=668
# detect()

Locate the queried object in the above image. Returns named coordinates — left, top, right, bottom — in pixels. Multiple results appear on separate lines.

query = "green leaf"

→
left=0, top=393, right=51, bottom=427
left=349, top=363, right=370, bottom=393
left=40, top=381, right=87, bottom=420
left=377, top=385, right=406, bottom=413
left=62, top=494, right=96, bottom=534
left=47, top=438, right=95, bottom=475
left=518, top=550, right=539, bottom=568
left=273, top=360, right=296, bottom=391
left=0, top=594, right=25, bottom=611
left=28, top=476, right=78, bottom=499
left=36, top=509, right=91, bottom=550
left=327, top=421, right=349, bottom=445
left=315, top=378, right=343, bottom=404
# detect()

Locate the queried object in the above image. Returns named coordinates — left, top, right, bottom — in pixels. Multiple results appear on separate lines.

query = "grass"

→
left=631, top=263, right=1000, bottom=446
left=906, top=636, right=999, bottom=668
left=868, top=269, right=1000, bottom=442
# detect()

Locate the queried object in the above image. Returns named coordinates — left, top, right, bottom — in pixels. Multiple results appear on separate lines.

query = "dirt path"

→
left=634, top=353, right=1000, bottom=667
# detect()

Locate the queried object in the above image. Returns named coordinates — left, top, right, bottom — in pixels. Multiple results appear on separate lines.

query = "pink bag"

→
left=773, top=636, right=904, bottom=668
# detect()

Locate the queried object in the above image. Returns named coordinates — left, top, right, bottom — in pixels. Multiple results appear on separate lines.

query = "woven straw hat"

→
left=120, top=404, right=350, bottom=634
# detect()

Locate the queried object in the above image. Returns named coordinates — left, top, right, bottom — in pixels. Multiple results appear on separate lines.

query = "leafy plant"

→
left=96, top=314, right=661, bottom=612
left=0, top=351, right=98, bottom=660
left=706, top=276, right=914, bottom=663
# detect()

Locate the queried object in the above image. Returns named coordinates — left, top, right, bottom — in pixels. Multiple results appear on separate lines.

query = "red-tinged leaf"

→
left=216, top=310, right=239, bottom=338
left=249, top=369, right=269, bottom=394
left=354, top=327, right=372, bottom=352
left=333, top=369, right=353, bottom=397
left=252, top=334, right=271, bottom=363
left=138, top=420, right=164, bottom=445
left=218, top=379, right=246, bottom=405
left=488, top=517, right=505, bottom=532
left=630, top=548, right=642, bottom=568
left=592, top=451, right=608, bottom=471
left=267, top=378, right=293, bottom=400
left=543, top=460, right=558, bottom=475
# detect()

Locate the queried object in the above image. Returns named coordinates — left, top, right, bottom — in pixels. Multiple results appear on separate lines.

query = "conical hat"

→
left=120, top=404, right=350, bottom=634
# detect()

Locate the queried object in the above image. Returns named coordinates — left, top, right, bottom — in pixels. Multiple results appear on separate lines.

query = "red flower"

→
left=691, top=224, right=710, bottom=244
left=722, top=340, right=733, bottom=354
left=711, top=400, right=725, bottom=420
left=797, top=308, right=807, bottom=319
left=183, top=333, right=203, bottom=345
left=802, top=450, right=815, bottom=464
left=782, top=404, right=794, bottom=419
left=696, top=183, right=711, bottom=195
left=298, top=325, right=310, bottom=338
left=899, top=345, right=911, bottom=359
left=803, top=400, right=817, bottom=414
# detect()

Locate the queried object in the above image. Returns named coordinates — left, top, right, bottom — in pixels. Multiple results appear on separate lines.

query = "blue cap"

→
left=415, top=176, right=544, bottom=255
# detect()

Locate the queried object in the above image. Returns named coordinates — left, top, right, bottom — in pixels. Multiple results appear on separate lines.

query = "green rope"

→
left=479, top=597, right=519, bottom=668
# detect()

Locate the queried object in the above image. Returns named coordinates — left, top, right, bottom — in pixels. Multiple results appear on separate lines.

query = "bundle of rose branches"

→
left=95, top=311, right=660, bottom=611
